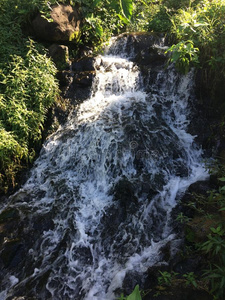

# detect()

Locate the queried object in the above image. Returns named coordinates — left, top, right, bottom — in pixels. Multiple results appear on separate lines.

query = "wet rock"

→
left=112, top=32, right=167, bottom=67
left=113, top=177, right=138, bottom=214
left=0, top=239, right=24, bottom=268
left=73, top=71, right=95, bottom=87
left=0, top=207, right=55, bottom=298
left=32, top=4, right=80, bottom=42
left=63, top=70, right=96, bottom=104
left=8, top=297, right=37, bottom=300
left=0, top=208, right=19, bottom=224
left=59, top=56, right=96, bottom=104
left=72, top=57, right=95, bottom=72
left=184, top=180, right=212, bottom=196
left=173, top=256, right=202, bottom=275
left=121, top=271, right=145, bottom=296
left=185, top=215, right=218, bottom=243
left=32, top=214, right=54, bottom=233
left=0, top=209, right=27, bottom=272
left=143, top=281, right=212, bottom=300
left=178, top=180, right=213, bottom=219
left=57, top=70, right=74, bottom=88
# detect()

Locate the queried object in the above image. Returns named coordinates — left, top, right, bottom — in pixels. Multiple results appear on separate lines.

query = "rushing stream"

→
left=0, top=35, right=208, bottom=300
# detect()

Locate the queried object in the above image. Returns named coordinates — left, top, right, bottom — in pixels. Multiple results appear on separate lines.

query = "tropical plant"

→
left=0, top=0, right=59, bottom=193
left=167, top=0, right=225, bottom=91
left=183, top=272, right=198, bottom=288
left=158, top=271, right=178, bottom=286
left=194, top=185, right=225, bottom=299
left=165, top=40, right=199, bottom=74
left=200, top=226, right=225, bottom=257
left=176, top=212, right=191, bottom=223
left=118, top=285, right=142, bottom=300
left=77, top=0, right=134, bottom=48
left=204, top=261, right=225, bottom=299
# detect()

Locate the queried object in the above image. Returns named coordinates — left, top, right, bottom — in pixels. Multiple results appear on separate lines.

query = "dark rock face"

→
left=110, top=32, right=167, bottom=67
left=143, top=282, right=212, bottom=300
left=0, top=206, right=54, bottom=299
left=48, top=44, right=69, bottom=70
left=72, top=57, right=95, bottom=72
left=32, top=4, right=80, bottom=42
left=60, top=56, right=96, bottom=104
left=113, top=178, right=138, bottom=215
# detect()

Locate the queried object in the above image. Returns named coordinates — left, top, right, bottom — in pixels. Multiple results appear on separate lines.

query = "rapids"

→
left=0, top=35, right=208, bottom=300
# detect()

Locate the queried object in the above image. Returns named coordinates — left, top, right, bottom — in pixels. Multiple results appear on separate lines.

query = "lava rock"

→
left=113, top=177, right=138, bottom=212
left=111, top=33, right=167, bottom=67
left=48, top=44, right=69, bottom=70
left=72, top=57, right=95, bottom=72
left=73, top=72, right=95, bottom=87
left=32, top=4, right=80, bottom=42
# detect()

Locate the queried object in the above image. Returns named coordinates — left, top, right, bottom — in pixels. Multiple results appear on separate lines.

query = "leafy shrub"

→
left=77, top=0, right=134, bottom=48
left=0, top=41, right=58, bottom=193
left=168, top=0, right=225, bottom=86
left=0, top=127, right=28, bottom=191
left=187, top=177, right=225, bottom=299
left=200, top=226, right=225, bottom=299
left=158, top=271, right=178, bottom=286
left=165, top=40, right=199, bottom=74
left=148, top=6, right=172, bottom=32
left=0, top=1, right=59, bottom=193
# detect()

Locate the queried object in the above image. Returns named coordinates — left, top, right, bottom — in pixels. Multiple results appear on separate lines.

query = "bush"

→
left=0, top=1, right=59, bottom=193
left=168, top=0, right=225, bottom=82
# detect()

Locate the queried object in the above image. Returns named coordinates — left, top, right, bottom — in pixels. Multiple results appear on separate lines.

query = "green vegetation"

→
left=172, top=174, right=225, bottom=299
left=158, top=271, right=178, bottom=286
left=0, top=0, right=136, bottom=193
left=0, top=0, right=59, bottom=193
left=157, top=270, right=198, bottom=288
left=75, top=0, right=134, bottom=50
left=198, top=181, right=225, bottom=299
left=118, top=285, right=142, bottom=300
left=165, top=40, right=199, bottom=74
left=0, top=0, right=225, bottom=298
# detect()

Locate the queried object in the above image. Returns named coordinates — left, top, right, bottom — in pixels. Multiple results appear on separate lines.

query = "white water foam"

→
left=0, top=37, right=208, bottom=300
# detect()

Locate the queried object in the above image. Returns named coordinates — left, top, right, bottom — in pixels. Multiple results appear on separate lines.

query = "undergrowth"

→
left=174, top=171, right=225, bottom=299
left=0, top=0, right=59, bottom=193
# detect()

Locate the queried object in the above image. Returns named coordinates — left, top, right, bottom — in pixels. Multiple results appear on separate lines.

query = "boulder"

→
left=72, top=57, right=95, bottom=72
left=32, top=4, right=80, bottom=42
left=48, top=44, right=69, bottom=70
left=110, top=32, right=167, bottom=66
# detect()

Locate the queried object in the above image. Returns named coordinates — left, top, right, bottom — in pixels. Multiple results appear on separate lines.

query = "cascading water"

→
left=0, top=35, right=208, bottom=300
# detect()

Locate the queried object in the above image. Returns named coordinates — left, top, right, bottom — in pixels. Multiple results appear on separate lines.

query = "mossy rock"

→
left=0, top=208, right=19, bottom=224
left=48, top=44, right=69, bottom=70
left=145, top=278, right=212, bottom=300
left=185, top=215, right=219, bottom=243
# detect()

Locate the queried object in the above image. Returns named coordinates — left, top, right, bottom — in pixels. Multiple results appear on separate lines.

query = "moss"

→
left=185, top=215, right=219, bottom=243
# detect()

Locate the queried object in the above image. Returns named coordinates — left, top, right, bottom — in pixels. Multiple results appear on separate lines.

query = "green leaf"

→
left=110, top=0, right=120, bottom=13
left=172, top=52, right=181, bottom=61
left=93, top=0, right=102, bottom=8
left=221, top=276, right=225, bottom=288
left=95, top=23, right=103, bottom=38
left=218, top=177, right=225, bottom=181
left=127, top=285, right=142, bottom=300
left=118, top=14, right=129, bottom=24
left=120, top=0, right=133, bottom=20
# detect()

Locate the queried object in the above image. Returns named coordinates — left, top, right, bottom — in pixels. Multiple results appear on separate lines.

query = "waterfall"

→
left=0, top=35, right=208, bottom=300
